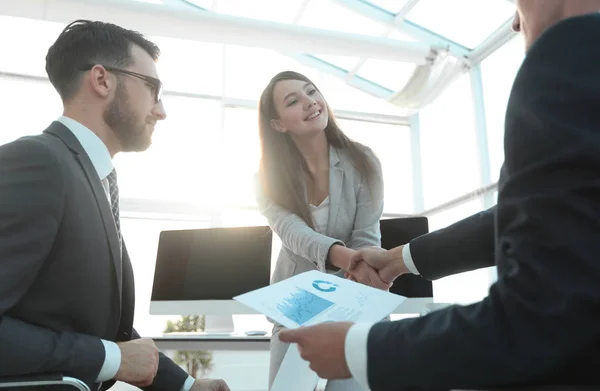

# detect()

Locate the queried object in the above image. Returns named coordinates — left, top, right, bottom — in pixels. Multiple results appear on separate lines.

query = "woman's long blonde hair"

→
left=258, top=71, right=379, bottom=228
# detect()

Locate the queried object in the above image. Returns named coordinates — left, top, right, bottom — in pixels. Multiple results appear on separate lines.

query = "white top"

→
left=310, top=196, right=330, bottom=235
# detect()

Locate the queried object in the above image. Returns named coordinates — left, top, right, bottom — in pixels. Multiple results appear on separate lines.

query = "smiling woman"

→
left=256, top=70, right=388, bottom=390
left=258, top=71, right=381, bottom=227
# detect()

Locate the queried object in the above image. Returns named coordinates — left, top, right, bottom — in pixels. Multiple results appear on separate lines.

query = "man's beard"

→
left=104, top=82, right=152, bottom=152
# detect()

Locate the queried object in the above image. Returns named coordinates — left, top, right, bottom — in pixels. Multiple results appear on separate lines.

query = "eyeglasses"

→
left=80, top=64, right=163, bottom=103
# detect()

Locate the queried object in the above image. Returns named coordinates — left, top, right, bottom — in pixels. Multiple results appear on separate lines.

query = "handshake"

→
left=330, top=244, right=409, bottom=291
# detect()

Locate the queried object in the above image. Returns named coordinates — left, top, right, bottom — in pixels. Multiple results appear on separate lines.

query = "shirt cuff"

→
left=180, top=376, right=195, bottom=391
left=345, top=323, right=374, bottom=391
left=96, top=340, right=121, bottom=382
left=402, top=243, right=420, bottom=275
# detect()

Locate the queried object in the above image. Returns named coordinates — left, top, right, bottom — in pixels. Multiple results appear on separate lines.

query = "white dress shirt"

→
left=344, top=243, right=419, bottom=390
left=57, top=117, right=195, bottom=391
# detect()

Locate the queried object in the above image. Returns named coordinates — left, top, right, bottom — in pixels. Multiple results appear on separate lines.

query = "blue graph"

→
left=277, top=288, right=334, bottom=325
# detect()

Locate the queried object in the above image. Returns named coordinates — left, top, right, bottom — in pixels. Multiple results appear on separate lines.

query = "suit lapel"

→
left=45, top=122, right=123, bottom=305
left=327, top=146, right=344, bottom=237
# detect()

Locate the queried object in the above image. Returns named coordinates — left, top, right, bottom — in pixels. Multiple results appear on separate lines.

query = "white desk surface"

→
left=152, top=298, right=439, bottom=351
left=150, top=297, right=434, bottom=316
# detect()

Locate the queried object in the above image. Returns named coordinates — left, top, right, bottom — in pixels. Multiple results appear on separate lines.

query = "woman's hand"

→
left=345, top=261, right=392, bottom=291
left=327, top=244, right=356, bottom=270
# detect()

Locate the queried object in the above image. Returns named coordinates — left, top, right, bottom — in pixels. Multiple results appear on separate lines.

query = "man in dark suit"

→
left=0, top=20, right=229, bottom=391
left=279, top=1, right=600, bottom=390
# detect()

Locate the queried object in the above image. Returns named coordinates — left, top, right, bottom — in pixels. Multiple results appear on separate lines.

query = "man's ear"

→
left=87, top=65, right=113, bottom=99
left=270, top=119, right=286, bottom=133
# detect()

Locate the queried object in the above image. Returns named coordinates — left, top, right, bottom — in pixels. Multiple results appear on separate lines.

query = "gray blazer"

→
left=258, top=145, right=384, bottom=389
left=258, top=145, right=384, bottom=285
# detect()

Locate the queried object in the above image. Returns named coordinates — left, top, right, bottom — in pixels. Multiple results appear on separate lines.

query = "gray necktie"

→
left=106, top=168, right=122, bottom=253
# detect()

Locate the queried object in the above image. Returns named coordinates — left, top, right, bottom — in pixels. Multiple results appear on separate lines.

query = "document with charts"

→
left=233, top=270, right=406, bottom=329
left=234, top=270, right=406, bottom=391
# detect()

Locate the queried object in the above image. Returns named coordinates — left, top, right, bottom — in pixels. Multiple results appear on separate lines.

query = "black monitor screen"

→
left=151, top=226, right=273, bottom=301
left=380, top=217, right=433, bottom=298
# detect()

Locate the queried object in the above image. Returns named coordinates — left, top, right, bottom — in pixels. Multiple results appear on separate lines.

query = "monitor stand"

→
left=204, top=315, right=234, bottom=334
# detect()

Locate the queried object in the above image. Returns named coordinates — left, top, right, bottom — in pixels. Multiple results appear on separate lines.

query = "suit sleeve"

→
left=365, top=16, right=600, bottom=391
left=131, top=329, right=189, bottom=391
left=347, top=152, right=384, bottom=250
left=0, top=138, right=105, bottom=384
left=257, top=187, right=342, bottom=273
left=409, top=206, right=495, bottom=280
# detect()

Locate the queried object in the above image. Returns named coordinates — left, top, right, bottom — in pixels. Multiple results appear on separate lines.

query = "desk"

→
left=150, top=297, right=435, bottom=316
left=154, top=334, right=270, bottom=351
left=153, top=298, right=436, bottom=351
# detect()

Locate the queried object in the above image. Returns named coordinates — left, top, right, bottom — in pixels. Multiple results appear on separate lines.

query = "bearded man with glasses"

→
left=0, top=19, right=229, bottom=391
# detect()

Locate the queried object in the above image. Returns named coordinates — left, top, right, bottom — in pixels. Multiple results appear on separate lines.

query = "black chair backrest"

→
left=380, top=217, right=433, bottom=298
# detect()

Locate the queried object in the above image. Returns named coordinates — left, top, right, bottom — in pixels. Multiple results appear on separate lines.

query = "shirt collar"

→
left=57, top=116, right=114, bottom=181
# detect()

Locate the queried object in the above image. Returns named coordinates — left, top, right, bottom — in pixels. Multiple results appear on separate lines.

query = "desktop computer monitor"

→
left=380, top=217, right=433, bottom=298
left=150, top=225, right=273, bottom=332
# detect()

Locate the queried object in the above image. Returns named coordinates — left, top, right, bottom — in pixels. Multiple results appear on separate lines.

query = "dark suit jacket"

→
left=0, top=122, right=188, bottom=391
left=410, top=207, right=495, bottom=280
left=367, top=14, right=600, bottom=391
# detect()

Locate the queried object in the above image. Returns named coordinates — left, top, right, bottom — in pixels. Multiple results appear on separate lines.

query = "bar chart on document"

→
left=235, top=271, right=406, bottom=391
left=277, top=286, right=335, bottom=326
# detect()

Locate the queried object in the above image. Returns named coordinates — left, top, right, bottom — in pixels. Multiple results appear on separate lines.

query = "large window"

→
left=481, top=34, right=525, bottom=182
left=221, top=107, right=262, bottom=208
left=419, top=73, right=480, bottom=209
left=113, top=95, right=224, bottom=205
left=152, top=36, right=224, bottom=96
left=0, top=16, right=64, bottom=77
left=338, top=119, right=414, bottom=213
left=223, top=45, right=322, bottom=101
left=427, top=199, right=483, bottom=231
left=404, top=0, right=515, bottom=48
left=418, top=68, right=501, bottom=304
left=426, top=199, right=492, bottom=304
left=0, top=77, right=61, bottom=145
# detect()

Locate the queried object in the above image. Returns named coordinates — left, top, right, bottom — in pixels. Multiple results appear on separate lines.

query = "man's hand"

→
left=278, top=322, right=353, bottom=379
left=345, top=260, right=392, bottom=290
left=190, top=378, right=231, bottom=391
left=349, top=245, right=407, bottom=284
left=114, top=338, right=159, bottom=387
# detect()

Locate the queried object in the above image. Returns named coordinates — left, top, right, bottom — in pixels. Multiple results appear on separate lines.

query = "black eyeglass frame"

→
left=80, top=64, right=163, bottom=103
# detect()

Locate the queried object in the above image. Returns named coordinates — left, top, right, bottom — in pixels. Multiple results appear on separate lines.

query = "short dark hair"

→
left=45, top=19, right=160, bottom=101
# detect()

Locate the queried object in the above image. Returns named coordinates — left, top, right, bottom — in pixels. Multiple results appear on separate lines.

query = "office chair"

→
left=0, top=374, right=90, bottom=391
left=379, top=216, right=433, bottom=298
